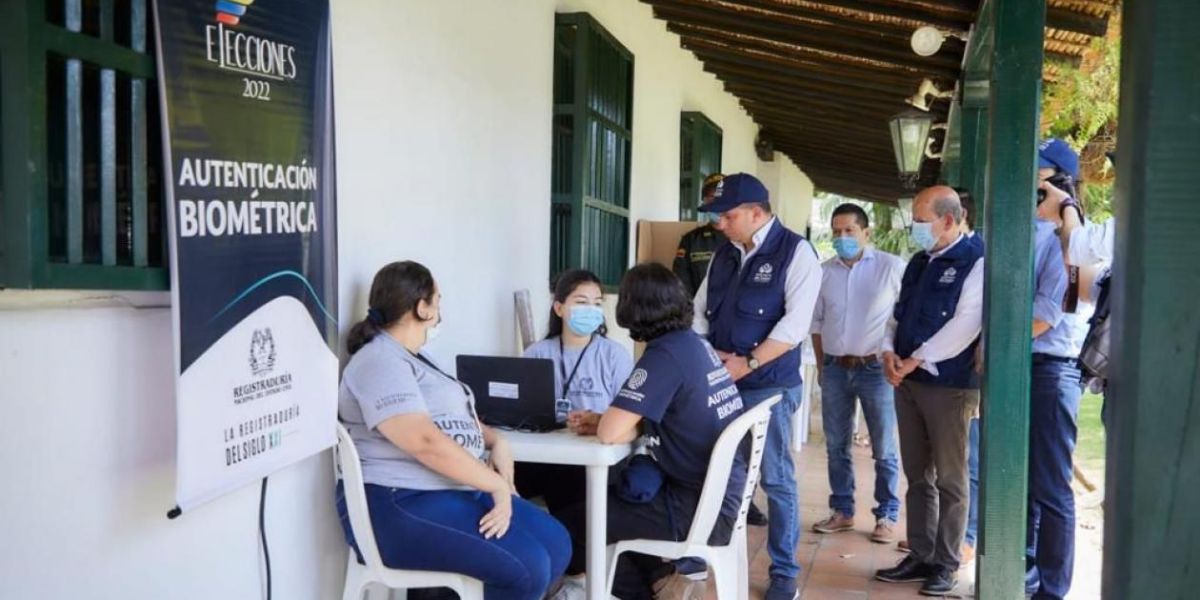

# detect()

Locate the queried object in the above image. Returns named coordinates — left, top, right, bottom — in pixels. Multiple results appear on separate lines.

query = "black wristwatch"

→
left=746, top=355, right=761, bottom=370
left=1060, top=198, right=1084, bottom=223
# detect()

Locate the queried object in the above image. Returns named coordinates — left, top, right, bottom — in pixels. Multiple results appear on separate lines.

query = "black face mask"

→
left=1037, top=171, right=1076, bottom=203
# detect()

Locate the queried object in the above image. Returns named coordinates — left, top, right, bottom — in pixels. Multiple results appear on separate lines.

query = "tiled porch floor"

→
left=732, top=442, right=1103, bottom=599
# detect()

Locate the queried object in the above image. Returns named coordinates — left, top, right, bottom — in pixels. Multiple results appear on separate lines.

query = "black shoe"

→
left=875, top=555, right=934, bottom=583
left=747, top=501, right=768, bottom=526
left=919, top=566, right=958, bottom=597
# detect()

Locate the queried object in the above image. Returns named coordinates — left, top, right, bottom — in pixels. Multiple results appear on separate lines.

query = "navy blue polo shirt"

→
left=611, top=329, right=747, bottom=514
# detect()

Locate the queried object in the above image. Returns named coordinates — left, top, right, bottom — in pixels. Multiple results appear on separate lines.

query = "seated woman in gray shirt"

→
left=336, top=261, right=570, bottom=600
left=516, top=269, right=634, bottom=519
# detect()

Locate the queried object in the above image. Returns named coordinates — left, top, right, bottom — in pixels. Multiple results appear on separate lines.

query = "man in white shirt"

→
left=875, top=187, right=983, bottom=597
left=809, top=203, right=906, bottom=544
left=692, top=173, right=821, bottom=600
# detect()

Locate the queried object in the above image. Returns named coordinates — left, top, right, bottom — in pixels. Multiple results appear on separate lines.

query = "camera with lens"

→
left=1037, top=171, right=1076, bottom=203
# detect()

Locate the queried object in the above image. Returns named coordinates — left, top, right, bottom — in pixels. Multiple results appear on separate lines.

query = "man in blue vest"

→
left=875, top=186, right=983, bottom=597
left=692, top=172, right=821, bottom=600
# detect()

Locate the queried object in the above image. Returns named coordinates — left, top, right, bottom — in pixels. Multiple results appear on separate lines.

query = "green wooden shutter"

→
left=1, top=0, right=167, bottom=290
left=679, top=111, right=722, bottom=221
left=551, top=13, right=633, bottom=288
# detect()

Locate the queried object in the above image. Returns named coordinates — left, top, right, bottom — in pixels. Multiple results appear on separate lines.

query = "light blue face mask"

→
left=910, top=221, right=938, bottom=252
left=566, top=304, right=605, bottom=336
left=696, top=210, right=717, bottom=224
left=832, top=236, right=861, bottom=260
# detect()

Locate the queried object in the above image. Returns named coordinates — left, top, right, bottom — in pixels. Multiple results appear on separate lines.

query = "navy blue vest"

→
left=894, top=234, right=985, bottom=389
left=705, top=221, right=806, bottom=390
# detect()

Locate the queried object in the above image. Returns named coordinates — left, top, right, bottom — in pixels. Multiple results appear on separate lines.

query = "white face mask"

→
left=423, top=306, right=442, bottom=346
left=424, top=323, right=441, bottom=344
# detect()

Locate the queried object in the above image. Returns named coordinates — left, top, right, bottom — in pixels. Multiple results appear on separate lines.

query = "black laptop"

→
left=456, top=355, right=562, bottom=432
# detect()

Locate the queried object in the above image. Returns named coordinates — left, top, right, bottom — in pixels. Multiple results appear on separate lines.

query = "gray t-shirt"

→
left=339, top=334, right=486, bottom=490
left=522, top=335, right=635, bottom=413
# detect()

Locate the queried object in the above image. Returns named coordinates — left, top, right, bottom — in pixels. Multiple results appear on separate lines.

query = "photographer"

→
left=1025, top=139, right=1089, bottom=600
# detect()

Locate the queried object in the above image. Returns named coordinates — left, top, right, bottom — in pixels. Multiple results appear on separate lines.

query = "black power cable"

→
left=259, top=477, right=272, bottom=600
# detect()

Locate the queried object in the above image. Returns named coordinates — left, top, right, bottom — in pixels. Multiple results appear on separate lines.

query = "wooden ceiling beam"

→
left=1046, top=7, right=1109, bottom=37
left=701, top=61, right=919, bottom=104
left=752, top=109, right=914, bottom=135
left=671, top=26, right=959, bottom=82
left=779, top=154, right=902, bottom=178
left=806, top=169, right=930, bottom=193
left=730, top=86, right=910, bottom=119
left=728, top=88, right=906, bottom=123
left=650, top=2, right=962, bottom=73
left=681, top=37, right=940, bottom=90
left=806, top=0, right=974, bottom=31
left=740, top=101, right=900, bottom=135
left=767, top=136, right=896, bottom=160
left=771, top=135, right=897, bottom=158
left=688, top=44, right=926, bottom=95
left=716, top=0, right=941, bottom=39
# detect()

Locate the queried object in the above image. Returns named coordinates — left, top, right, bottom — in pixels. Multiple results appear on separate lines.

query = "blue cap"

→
left=697, top=172, right=769, bottom=213
left=1038, top=138, right=1080, bottom=179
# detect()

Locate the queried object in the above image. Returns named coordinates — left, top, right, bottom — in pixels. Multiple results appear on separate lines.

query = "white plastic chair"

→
left=604, top=394, right=782, bottom=600
left=335, top=423, right=484, bottom=600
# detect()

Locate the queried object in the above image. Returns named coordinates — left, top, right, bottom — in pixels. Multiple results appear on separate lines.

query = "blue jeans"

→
left=819, top=359, right=901, bottom=522
left=966, top=417, right=980, bottom=547
left=336, top=482, right=572, bottom=600
left=740, top=385, right=803, bottom=582
left=1025, top=358, right=1082, bottom=600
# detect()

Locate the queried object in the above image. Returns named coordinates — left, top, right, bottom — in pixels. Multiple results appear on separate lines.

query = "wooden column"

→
left=978, top=0, right=1044, bottom=597
left=1104, top=0, right=1200, bottom=597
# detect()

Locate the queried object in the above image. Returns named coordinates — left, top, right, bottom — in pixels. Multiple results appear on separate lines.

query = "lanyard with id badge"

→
left=556, top=336, right=594, bottom=423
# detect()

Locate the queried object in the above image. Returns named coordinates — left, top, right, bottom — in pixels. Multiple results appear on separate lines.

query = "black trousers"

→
left=559, top=484, right=733, bottom=600
left=514, top=462, right=587, bottom=519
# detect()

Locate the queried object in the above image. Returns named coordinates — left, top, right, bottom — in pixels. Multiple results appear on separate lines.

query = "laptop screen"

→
left=456, top=355, right=561, bottom=431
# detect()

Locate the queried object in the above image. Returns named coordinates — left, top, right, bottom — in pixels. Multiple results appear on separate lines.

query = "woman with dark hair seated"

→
left=554, top=263, right=748, bottom=600
left=336, top=261, right=571, bottom=600
left=516, top=269, right=634, bottom=520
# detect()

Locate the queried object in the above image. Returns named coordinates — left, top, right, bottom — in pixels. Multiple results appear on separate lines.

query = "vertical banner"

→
left=153, top=0, right=338, bottom=512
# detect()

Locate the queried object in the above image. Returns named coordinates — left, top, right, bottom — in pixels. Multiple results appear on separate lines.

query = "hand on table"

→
left=567, top=410, right=602, bottom=436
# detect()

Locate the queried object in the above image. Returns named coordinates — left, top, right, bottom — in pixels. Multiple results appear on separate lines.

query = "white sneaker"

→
left=548, top=575, right=586, bottom=600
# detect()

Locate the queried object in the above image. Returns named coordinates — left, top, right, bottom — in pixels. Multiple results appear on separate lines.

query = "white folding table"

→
left=503, top=430, right=632, bottom=600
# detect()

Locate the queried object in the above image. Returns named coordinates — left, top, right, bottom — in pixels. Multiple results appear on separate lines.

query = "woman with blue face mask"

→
left=515, top=269, right=635, bottom=520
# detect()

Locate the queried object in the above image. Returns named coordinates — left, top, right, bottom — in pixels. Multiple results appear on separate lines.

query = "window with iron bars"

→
left=550, top=13, right=633, bottom=289
left=1, top=0, right=167, bottom=291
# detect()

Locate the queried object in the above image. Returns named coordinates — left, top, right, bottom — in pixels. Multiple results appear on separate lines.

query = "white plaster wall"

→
left=0, top=300, right=346, bottom=600
left=758, top=152, right=816, bottom=236
left=0, top=2, right=816, bottom=598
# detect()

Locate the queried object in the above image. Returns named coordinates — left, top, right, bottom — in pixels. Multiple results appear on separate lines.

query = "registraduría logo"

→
left=249, top=328, right=277, bottom=376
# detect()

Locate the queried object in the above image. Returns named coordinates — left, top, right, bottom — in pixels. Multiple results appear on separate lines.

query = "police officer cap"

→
left=1038, top=138, right=1080, bottom=179
left=697, top=172, right=769, bottom=213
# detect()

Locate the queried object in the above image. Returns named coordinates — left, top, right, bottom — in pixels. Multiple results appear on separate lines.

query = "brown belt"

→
left=831, top=355, right=878, bottom=369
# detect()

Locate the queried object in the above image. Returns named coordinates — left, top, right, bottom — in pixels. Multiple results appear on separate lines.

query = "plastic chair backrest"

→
left=683, top=394, right=781, bottom=546
left=334, top=422, right=386, bottom=570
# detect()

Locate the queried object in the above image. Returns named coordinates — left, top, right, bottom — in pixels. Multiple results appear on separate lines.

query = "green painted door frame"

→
left=977, top=0, right=1044, bottom=598
left=1104, top=0, right=1200, bottom=597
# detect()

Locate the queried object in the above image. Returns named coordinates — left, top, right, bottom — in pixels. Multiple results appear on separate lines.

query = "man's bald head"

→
left=912, top=185, right=965, bottom=252
left=914, top=185, right=965, bottom=224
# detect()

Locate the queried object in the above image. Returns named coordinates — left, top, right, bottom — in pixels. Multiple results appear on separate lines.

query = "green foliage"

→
left=1042, top=37, right=1121, bottom=147
left=1084, top=182, right=1114, bottom=223
left=873, top=227, right=918, bottom=259
left=814, top=192, right=917, bottom=259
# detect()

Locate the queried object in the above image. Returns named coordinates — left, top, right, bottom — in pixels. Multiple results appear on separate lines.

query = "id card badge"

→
left=555, top=397, right=572, bottom=423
